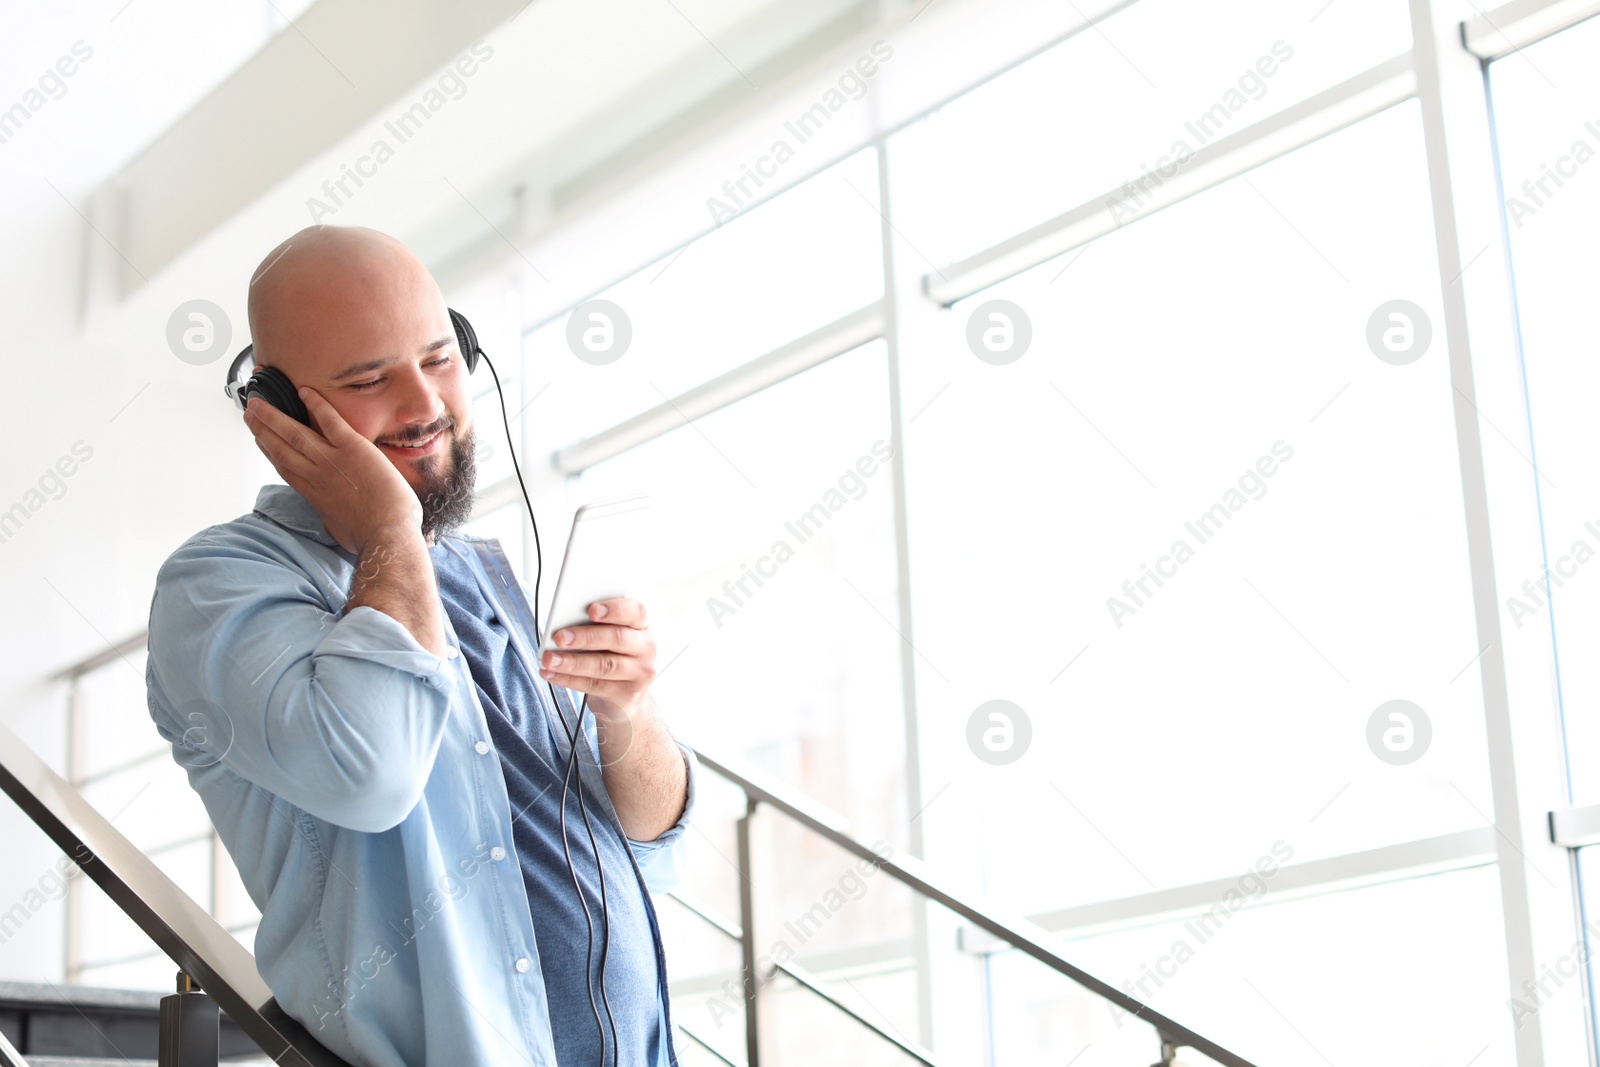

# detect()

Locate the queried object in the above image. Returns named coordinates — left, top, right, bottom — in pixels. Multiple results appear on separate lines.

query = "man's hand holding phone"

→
left=540, top=598, right=687, bottom=839
left=242, top=387, right=421, bottom=556
left=539, top=598, right=659, bottom=724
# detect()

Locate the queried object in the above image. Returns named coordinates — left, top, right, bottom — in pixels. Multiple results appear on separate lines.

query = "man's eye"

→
left=350, top=358, right=448, bottom=392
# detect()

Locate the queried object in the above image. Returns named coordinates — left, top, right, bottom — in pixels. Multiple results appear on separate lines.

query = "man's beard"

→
left=414, top=423, right=478, bottom=542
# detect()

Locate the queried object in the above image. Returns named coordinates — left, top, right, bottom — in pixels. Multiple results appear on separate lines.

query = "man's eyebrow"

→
left=329, top=336, right=455, bottom=382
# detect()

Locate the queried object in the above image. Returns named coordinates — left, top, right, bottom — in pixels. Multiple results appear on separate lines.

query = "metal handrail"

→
left=0, top=1026, right=26, bottom=1067
left=695, top=748, right=1261, bottom=1067
left=0, top=723, right=352, bottom=1067
left=676, top=1022, right=741, bottom=1067
left=661, top=891, right=943, bottom=1066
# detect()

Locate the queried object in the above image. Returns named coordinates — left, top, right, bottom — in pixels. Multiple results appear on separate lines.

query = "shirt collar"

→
left=252, top=483, right=341, bottom=548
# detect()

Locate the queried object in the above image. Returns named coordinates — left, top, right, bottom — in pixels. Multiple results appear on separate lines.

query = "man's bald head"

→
left=247, top=225, right=448, bottom=377
left=243, top=224, right=479, bottom=543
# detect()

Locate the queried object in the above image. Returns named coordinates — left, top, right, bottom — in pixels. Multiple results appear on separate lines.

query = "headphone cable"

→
left=563, top=690, right=620, bottom=1067
left=555, top=689, right=609, bottom=1063
left=556, top=688, right=621, bottom=1067
left=483, top=351, right=619, bottom=1067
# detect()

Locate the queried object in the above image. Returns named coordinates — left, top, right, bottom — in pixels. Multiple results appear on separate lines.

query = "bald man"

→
left=144, top=225, right=695, bottom=1067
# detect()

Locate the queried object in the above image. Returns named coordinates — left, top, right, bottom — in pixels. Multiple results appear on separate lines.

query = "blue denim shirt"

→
left=144, top=483, right=696, bottom=1067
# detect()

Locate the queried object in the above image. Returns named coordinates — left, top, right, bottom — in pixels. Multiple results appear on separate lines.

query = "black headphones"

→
left=223, top=307, right=484, bottom=426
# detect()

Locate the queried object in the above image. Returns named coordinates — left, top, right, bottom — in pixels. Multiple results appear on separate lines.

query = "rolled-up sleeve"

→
left=626, top=741, right=697, bottom=894
left=147, top=529, right=455, bottom=833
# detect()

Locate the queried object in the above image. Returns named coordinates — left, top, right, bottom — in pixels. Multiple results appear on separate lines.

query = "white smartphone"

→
left=540, top=493, right=654, bottom=652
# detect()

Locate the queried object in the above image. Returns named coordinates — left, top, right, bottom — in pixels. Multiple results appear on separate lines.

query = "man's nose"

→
left=391, top=366, right=445, bottom=427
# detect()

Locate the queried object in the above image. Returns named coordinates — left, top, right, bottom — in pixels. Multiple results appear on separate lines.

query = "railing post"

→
left=64, top=676, right=85, bottom=985
left=736, top=799, right=779, bottom=1067
left=160, top=970, right=219, bottom=1067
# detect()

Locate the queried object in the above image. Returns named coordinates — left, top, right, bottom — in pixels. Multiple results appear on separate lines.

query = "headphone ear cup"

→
left=246, top=366, right=311, bottom=427
left=225, top=345, right=256, bottom=411
left=449, top=308, right=481, bottom=374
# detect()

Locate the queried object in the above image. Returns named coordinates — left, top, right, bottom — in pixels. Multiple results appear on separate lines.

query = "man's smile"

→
left=380, top=427, right=446, bottom=457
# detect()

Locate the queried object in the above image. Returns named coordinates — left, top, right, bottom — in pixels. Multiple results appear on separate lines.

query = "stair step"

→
left=0, top=979, right=260, bottom=1063
left=0, top=981, right=162, bottom=1012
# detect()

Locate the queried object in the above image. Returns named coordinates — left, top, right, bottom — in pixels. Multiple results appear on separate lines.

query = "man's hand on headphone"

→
left=243, top=387, right=422, bottom=556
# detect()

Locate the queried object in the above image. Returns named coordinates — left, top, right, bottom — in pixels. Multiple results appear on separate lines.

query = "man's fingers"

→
left=589, top=598, right=647, bottom=628
left=540, top=648, right=655, bottom=682
left=247, top=406, right=316, bottom=482
left=551, top=624, right=648, bottom=653
left=546, top=601, right=655, bottom=677
left=245, top=399, right=322, bottom=470
left=247, top=394, right=355, bottom=481
left=244, top=395, right=308, bottom=442
left=296, top=385, right=354, bottom=443
left=244, top=399, right=299, bottom=453
left=535, top=671, right=633, bottom=708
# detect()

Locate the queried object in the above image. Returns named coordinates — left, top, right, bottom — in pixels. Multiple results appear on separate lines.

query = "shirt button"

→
left=475, top=741, right=490, bottom=755
left=445, top=646, right=459, bottom=659
left=514, top=957, right=531, bottom=973
left=490, top=846, right=507, bottom=862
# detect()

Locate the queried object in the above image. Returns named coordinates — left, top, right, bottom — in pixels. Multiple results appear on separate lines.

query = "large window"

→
left=482, top=0, right=1600, bottom=1060
left=482, top=1, right=1584, bottom=1061
left=892, top=99, right=1487, bottom=905
left=45, top=1, right=1600, bottom=1063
